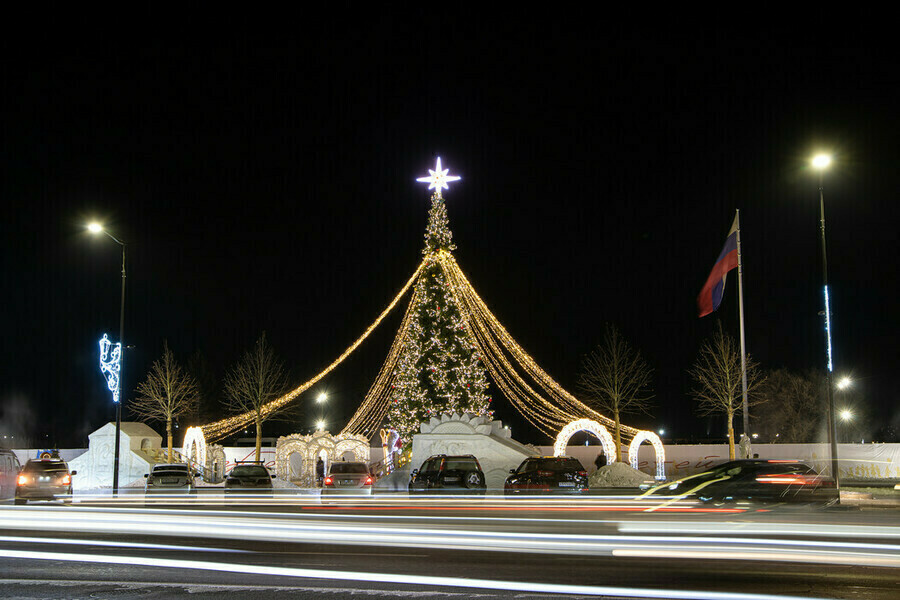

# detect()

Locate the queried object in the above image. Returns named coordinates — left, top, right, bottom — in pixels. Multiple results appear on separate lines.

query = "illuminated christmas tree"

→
left=387, top=160, right=491, bottom=440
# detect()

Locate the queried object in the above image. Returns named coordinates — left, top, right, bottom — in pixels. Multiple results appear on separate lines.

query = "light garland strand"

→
left=201, top=260, right=426, bottom=442
left=438, top=252, right=641, bottom=442
left=340, top=284, right=421, bottom=437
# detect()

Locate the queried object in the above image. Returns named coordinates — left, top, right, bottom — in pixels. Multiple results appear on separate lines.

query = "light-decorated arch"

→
left=181, top=426, right=207, bottom=470
left=553, top=419, right=616, bottom=461
left=628, top=430, right=666, bottom=480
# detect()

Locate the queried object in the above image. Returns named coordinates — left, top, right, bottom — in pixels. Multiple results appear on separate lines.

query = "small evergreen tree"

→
left=387, top=193, right=491, bottom=440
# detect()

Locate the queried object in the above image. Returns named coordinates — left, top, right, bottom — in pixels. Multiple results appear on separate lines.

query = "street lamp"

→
left=837, top=376, right=852, bottom=391
left=88, top=222, right=126, bottom=496
left=315, top=420, right=326, bottom=431
left=811, top=154, right=841, bottom=490
left=316, top=392, right=328, bottom=404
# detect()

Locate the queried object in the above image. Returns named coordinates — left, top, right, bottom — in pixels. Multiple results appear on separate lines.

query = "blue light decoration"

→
left=823, top=285, right=834, bottom=373
left=99, top=333, right=122, bottom=403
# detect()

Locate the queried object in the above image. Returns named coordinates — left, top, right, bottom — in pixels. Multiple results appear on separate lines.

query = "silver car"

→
left=321, top=462, right=375, bottom=497
left=144, top=463, right=193, bottom=495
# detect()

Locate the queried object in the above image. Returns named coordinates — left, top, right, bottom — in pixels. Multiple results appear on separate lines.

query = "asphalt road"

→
left=1, top=496, right=898, bottom=599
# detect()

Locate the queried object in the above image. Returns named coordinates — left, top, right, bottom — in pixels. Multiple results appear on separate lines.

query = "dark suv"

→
left=505, top=456, right=588, bottom=495
left=409, top=454, right=486, bottom=494
left=15, top=458, right=75, bottom=504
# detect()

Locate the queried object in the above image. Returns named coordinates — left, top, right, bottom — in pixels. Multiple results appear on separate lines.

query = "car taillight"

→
left=17, top=474, right=28, bottom=486
left=577, top=471, right=587, bottom=477
left=756, top=474, right=813, bottom=485
left=324, top=476, right=334, bottom=486
left=364, top=476, right=374, bottom=485
left=60, top=474, right=71, bottom=485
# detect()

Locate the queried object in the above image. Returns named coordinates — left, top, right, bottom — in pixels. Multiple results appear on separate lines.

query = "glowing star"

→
left=416, top=157, right=460, bottom=195
left=99, top=333, right=122, bottom=403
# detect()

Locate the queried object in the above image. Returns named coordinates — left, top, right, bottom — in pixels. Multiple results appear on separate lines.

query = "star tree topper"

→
left=416, top=157, right=460, bottom=197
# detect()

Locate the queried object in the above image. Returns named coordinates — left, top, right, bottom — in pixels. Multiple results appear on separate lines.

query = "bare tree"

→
left=132, top=341, right=200, bottom=462
left=223, top=332, right=290, bottom=462
left=755, top=369, right=823, bottom=443
left=577, top=324, right=654, bottom=461
left=688, top=321, right=764, bottom=459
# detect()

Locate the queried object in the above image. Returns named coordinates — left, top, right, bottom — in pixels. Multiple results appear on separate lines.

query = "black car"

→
left=224, top=463, right=274, bottom=493
left=409, top=455, right=486, bottom=494
left=15, top=458, right=75, bottom=504
left=504, top=456, right=588, bottom=495
left=651, top=459, right=838, bottom=505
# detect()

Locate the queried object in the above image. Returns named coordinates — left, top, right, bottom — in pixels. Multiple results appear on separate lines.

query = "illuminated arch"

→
left=181, top=426, right=207, bottom=470
left=628, top=430, right=666, bottom=480
left=553, top=419, right=616, bottom=461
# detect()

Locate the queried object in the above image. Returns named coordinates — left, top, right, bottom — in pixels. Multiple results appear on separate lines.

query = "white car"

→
left=321, top=462, right=375, bottom=497
left=144, top=463, right=193, bottom=495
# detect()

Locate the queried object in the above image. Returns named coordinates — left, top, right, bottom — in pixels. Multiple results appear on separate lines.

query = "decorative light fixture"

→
left=628, top=430, right=666, bottom=481
left=553, top=419, right=616, bottom=461
left=99, top=333, right=122, bottom=404
left=416, top=157, right=460, bottom=195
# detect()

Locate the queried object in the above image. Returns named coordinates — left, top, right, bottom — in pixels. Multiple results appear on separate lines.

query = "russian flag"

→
left=697, top=214, right=739, bottom=317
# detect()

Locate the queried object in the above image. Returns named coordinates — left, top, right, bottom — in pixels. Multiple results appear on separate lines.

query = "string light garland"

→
left=200, top=261, right=425, bottom=443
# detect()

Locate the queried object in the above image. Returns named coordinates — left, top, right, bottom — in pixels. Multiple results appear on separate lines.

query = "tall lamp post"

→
left=88, top=223, right=126, bottom=496
left=811, top=154, right=840, bottom=490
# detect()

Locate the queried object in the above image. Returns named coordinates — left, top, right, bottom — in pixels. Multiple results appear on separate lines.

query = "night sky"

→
left=2, top=19, right=898, bottom=448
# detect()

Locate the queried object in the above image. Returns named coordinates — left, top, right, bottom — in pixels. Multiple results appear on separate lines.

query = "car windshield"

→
left=231, top=466, right=269, bottom=477
left=329, top=463, right=368, bottom=474
left=152, top=469, right=189, bottom=477
left=24, top=461, right=67, bottom=473
left=536, top=458, right=582, bottom=471
left=443, top=458, right=478, bottom=471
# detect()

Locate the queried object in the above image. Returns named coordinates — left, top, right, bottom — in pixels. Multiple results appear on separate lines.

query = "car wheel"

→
left=464, top=471, right=484, bottom=489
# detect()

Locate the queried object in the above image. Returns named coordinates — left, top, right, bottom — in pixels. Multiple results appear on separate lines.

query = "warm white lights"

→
left=812, top=154, right=832, bottom=170
left=181, top=426, right=207, bottom=470
left=628, top=431, right=666, bottom=480
left=837, top=376, right=852, bottom=390
left=316, top=392, right=328, bottom=404
left=553, top=419, right=616, bottom=461
left=416, top=157, right=460, bottom=195
left=88, top=223, right=103, bottom=234
left=839, top=409, right=853, bottom=422
left=315, top=420, right=326, bottom=430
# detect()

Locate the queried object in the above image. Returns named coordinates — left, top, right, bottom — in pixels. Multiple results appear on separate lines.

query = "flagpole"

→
left=735, top=209, right=750, bottom=442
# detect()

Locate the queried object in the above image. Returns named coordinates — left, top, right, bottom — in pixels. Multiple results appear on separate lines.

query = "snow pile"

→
left=589, top=462, right=655, bottom=488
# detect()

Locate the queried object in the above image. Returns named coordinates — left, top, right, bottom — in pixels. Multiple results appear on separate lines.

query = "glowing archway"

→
left=181, top=426, right=207, bottom=471
left=553, top=419, right=616, bottom=461
left=628, top=430, right=666, bottom=480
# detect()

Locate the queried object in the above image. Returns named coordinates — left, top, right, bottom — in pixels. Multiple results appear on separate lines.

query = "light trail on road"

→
left=0, top=548, right=837, bottom=600
left=1, top=505, right=898, bottom=568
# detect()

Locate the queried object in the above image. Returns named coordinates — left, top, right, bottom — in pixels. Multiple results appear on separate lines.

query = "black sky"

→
left=2, top=18, right=898, bottom=448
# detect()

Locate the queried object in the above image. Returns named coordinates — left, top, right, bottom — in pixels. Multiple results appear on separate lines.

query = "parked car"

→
left=504, top=456, right=588, bottom=495
left=409, top=454, right=486, bottom=495
left=650, top=459, right=838, bottom=506
left=224, top=463, right=274, bottom=493
left=15, top=458, right=75, bottom=504
left=322, top=461, right=375, bottom=497
left=0, top=448, right=22, bottom=502
left=144, top=463, right=193, bottom=495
